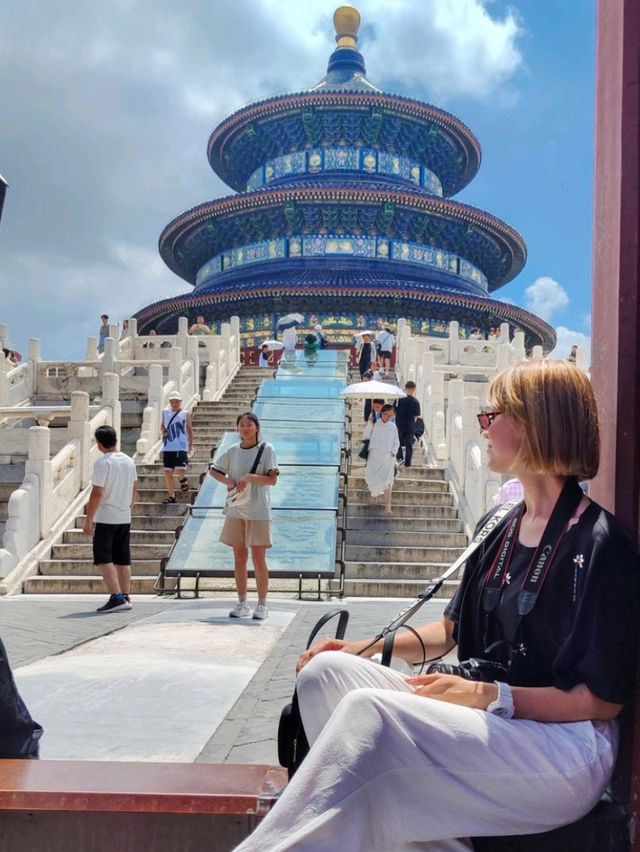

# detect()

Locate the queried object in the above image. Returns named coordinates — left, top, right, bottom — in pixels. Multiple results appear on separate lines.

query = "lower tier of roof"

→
left=135, top=268, right=555, bottom=352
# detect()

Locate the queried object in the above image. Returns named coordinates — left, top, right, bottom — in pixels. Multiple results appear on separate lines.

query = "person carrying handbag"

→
left=208, top=412, right=278, bottom=620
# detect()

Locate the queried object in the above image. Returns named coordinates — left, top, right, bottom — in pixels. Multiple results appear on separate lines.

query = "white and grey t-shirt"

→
left=92, top=452, right=137, bottom=525
left=211, top=442, right=278, bottom=520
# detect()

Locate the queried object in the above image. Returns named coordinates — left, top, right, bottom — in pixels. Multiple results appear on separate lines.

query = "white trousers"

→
left=235, top=652, right=617, bottom=852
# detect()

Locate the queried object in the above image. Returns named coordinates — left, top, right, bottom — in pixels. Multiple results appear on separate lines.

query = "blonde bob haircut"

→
left=488, top=359, right=600, bottom=479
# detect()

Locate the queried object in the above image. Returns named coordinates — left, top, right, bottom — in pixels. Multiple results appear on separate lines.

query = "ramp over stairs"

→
left=22, top=368, right=265, bottom=594
left=159, top=351, right=349, bottom=598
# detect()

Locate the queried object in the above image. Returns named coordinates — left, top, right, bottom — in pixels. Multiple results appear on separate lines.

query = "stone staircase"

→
left=336, top=371, right=467, bottom=598
left=23, top=368, right=265, bottom=594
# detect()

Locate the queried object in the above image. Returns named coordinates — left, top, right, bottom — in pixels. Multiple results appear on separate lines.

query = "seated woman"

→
left=235, top=359, right=638, bottom=851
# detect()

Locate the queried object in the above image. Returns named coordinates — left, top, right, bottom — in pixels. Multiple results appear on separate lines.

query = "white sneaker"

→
left=252, top=603, right=269, bottom=620
left=229, top=601, right=251, bottom=618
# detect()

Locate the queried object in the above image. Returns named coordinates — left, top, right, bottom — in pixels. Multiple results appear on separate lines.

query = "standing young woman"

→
left=235, top=360, right=638, bottom=850
left=364, top=403, right=399, bottom=514
left=209, top=413, right=278, bottom=620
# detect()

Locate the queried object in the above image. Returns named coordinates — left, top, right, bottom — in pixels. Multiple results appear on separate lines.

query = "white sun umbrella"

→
left=277, top=313, right=305, bottom=329
left=354, top=329, right=376, bottom=337
left=340, top=380, right=406, bottom=399
left=261, top=339, right=284, bottom=351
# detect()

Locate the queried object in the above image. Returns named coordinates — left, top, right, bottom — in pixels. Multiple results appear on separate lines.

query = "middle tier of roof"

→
left=159, top=178, right=526, bottom=292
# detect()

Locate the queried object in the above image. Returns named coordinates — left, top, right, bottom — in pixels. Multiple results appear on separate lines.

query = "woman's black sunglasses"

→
left=477, top=410, right=502, bottom=431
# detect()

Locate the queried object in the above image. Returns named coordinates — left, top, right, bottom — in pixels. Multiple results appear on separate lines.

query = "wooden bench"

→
left=471, top=800, right=629, bottom=852
left=0, top=759, right=288, bottom=852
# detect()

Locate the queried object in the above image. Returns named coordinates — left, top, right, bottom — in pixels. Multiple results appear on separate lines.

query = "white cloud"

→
left=260, top=0, right=524, bottom=103
left=524, top=277, right=569, bottom=321
left=549, top=326, right=591, bottom=362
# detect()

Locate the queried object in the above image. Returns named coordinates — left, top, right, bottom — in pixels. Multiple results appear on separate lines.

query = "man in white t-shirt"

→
left=375, top=324, right=395, bottom=374
left=83, top=425, right=138, bottom=613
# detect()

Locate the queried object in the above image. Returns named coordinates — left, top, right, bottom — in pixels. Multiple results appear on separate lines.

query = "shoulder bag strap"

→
left=249, top=442, right=266, bottom=475
left=163, top=410, right=181, bottom=443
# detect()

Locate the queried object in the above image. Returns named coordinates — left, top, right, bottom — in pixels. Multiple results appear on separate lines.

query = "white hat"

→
left=168, top=391, right=182, bottom=401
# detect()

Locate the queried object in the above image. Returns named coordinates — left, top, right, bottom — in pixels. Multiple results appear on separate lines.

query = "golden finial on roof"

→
left=333, top=6, right=361, bottom=49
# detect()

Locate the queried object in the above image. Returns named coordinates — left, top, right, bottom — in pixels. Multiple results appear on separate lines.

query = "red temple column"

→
left=592, top=0, right=640, bottom=835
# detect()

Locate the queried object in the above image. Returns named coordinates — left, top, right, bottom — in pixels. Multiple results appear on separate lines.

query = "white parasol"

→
left=277, top=313, right=305, bottom=329
left=354, top=329, right=376, bottom=337
left=340, top=380, right=406, bottom=399
left=261, top=340, right=284, bottom=350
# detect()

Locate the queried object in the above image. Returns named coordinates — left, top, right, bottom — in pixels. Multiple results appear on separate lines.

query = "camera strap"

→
left=482, top=477, right=584, bottom=622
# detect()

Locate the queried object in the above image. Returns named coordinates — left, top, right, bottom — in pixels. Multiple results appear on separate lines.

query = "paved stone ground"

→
left=0, top=596, right=174, bottom=667
left=197, top=597, right=449, bottom=765
left=0, top=594, right=448, bottom=764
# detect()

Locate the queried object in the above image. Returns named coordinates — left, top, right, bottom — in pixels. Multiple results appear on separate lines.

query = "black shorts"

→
left=379, top=350, right=392, bottom=358
left=163, top=450, right=189, bottom=470
left=93, top=523, right=131, bottom=566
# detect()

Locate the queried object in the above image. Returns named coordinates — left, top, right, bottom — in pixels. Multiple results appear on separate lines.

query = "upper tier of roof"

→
left=207, top=7, right=481, bottom=197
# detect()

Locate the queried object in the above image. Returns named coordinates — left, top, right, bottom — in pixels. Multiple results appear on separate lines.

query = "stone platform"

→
left=0, top=594, right=448, bottom=765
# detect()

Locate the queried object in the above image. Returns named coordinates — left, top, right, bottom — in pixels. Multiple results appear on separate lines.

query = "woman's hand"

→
left=236, top=475, right=251, bottom=492
left=405, top=673, right=498, bottom=710
left=296, top=638, right=366, bottom=674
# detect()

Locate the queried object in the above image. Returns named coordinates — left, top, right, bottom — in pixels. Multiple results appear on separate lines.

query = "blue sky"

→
left=0, top=0, right=595, bottom=359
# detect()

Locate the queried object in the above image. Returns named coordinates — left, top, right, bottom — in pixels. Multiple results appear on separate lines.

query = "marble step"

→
left=344, top=544, right=464, bottom=563
left=129, top=501, right=191, bottom=517
left=332, top=577, right=458, bottom=599
left=346, top=516, right=464, bottom=533
left=63, top=529, right=175, bottom=545
left=349, top=467, right=445, bottom=482
left=50, top=542, right=171, bottom=560
left=23, top=576, right=159, bottom=594
left=347, top=503, right=458, bottom=519
left=343, top=561, right=451, bottom=580
left=345, top=529, right=466, bottom=547
left=38, top=559, right=163, bottom=576
left=347, top=476, right=449, bottom=492
left=345, top=489, right=453, bottom=506
left=75, top=515, right=183, bottom=532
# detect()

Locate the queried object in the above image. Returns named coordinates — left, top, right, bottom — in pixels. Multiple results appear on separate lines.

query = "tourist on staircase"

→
left=83, top=426, right=137, bottom=613
left=208, top=413, right=279, bottom=621
left=161, top=391, right=193, bottom=505
left=258, top=344, right=272, bottom=368
left=394, top=380, right=421, bottom=468
left=375, top=323, right=395, bottom=374
left=357, top=333, right=373, bottom=378
left=363, top=404, right=399, bottom=515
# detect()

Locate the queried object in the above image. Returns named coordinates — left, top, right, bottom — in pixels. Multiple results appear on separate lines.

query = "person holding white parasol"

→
left=363, top=403, right=399, bottom=514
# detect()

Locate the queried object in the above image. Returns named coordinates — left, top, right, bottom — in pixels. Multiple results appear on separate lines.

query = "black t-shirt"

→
left=444, top=501, right=639, bottom=704
left=395, top=396, right=420, bottom=429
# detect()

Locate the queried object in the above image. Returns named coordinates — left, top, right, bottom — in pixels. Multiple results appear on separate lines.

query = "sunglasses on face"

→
left=477, top=410, right=502, bottom=431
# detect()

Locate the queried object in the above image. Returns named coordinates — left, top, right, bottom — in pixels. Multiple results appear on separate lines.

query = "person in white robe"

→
left=281, top=325, right=298, bottom=352
left=364, top=404, right=399, bottom=513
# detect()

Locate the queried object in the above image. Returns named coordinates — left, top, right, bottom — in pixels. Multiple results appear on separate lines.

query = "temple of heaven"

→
left=137, top=5, right=556, bottom=352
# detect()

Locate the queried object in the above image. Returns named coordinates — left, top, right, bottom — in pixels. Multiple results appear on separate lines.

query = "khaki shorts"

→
left=220, top=517, right=272, bottom=548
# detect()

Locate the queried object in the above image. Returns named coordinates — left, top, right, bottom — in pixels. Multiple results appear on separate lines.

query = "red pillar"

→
left=592, top=0, right=640, bottom=832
